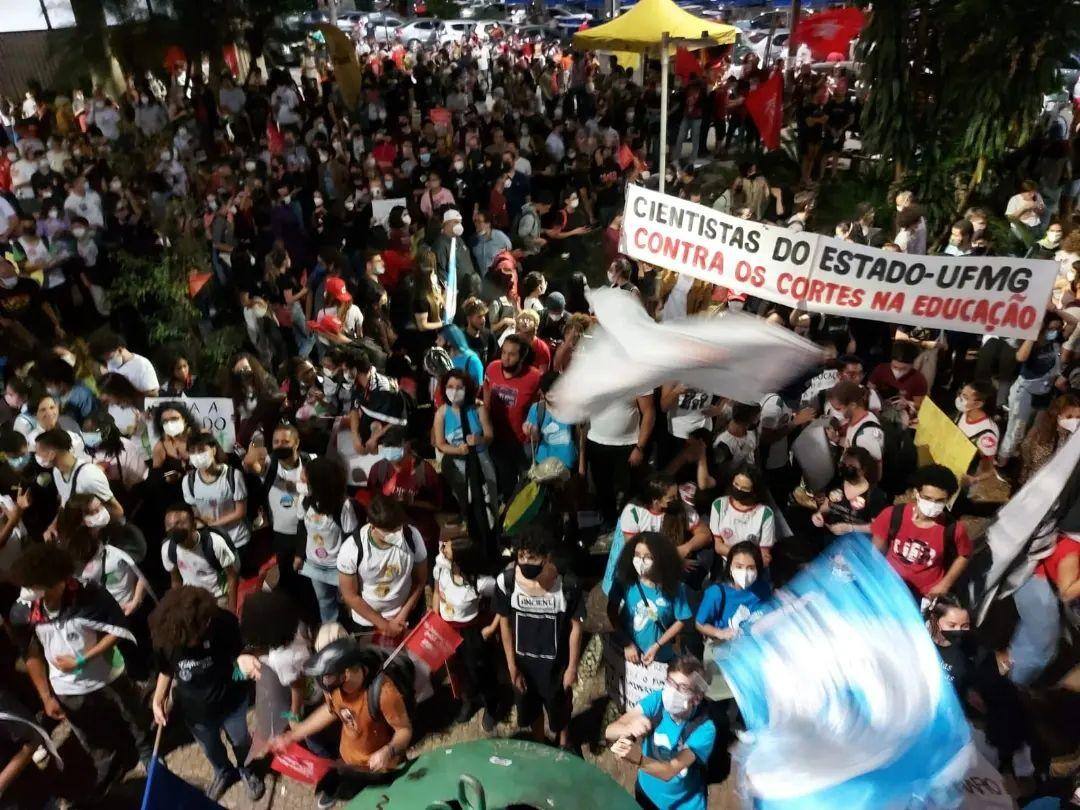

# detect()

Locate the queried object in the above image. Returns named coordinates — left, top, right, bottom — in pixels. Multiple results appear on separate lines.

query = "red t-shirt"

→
left=868, top=363, right=928, bottom=403
left=871, top=504, right=972, bottom=596
left=484, top=360, right=541, bottom=444
left=530, top=336, right=551, bottom=372
left=1035, top=534, right=1080, bottom=584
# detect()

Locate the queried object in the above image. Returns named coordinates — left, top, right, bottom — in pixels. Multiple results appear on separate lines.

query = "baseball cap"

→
left=546, top=291, right=566, bottom=313
left=325, top=276, right=352, bottom=304
left=443, top=209, right=462, bottom=223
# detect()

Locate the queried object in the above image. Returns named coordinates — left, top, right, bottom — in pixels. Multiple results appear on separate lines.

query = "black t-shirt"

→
left=493, top=567, right=585, bottom=673
left=821, top=480, right=888, bottom=526
left=466, top=326, right=499, bottom=368
left=154, top=608, right=246, bottom=722
left=936, top=640, right=972, bottom=693
left=798, top=103, right=826, bottom=143
left=0, top=277, right=54, bottom=340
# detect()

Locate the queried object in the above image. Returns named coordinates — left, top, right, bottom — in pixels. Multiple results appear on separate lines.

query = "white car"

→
left=397, top=18, right=443, bottom=46
left=440, top=20, right=477, bottom=44
left=367, top=13, right=406, bottom=41
left=472, top=19, right=507, bottom=40
left=335, top=11, right=367, bottom=31
left=746, top=28, right=789, bottom=63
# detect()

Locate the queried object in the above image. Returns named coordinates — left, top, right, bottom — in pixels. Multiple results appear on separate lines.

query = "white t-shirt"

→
left=63, top=190, right=104, bottom=228
left=336, top=524, right=428, bottom=626
left=161, top=531, right=236, bottom=598
left=1005, top=193, right=1043, bottom=228
left=271, top=86, right=301, bottom=126
left=0, top=494, right=27, bottom=583
left=266, top=459, right=304, bottom=535
left=79, top=544, right=139, bottom=607
left=53, top=460, right=114, bottom=507
left=107, top=352, right=159, bottom=394
left=619, top=501, right=701, bottom=536
left=714, top=429, right=758, bottom=467
left=588, top=396, right=644, bottom=446
left=433, top=552, right=495, bottom=623
left=709, top=496, right=776, bottom=548
left=300, top=501, right=359, bottom=572
left=956, top=412, right=999, bottom=459
left=758, top=393, right=791, bottom=470
left=182, top=466, right=251, bottom=548
left=845, top=412, right=885, bottom=461
left=34, top=604, right=125, bottom=696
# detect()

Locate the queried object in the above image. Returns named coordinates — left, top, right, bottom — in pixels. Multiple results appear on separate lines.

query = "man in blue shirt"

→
left=605, top=655, right=716, bottom=810
left=470, top=209, right=513, bottom=275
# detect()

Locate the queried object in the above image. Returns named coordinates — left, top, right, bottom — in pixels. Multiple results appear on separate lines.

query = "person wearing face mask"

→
left=161, top=502, right=239, bottom=610
left=483, top=335, right=543, bottom=500
left=419, top=171, right=456, bottom=222
left=87, top=330, right=159, bottom=397
left=998, top=313, right=1064, bottom=463
left=950, top=380, right=1000, bottom=490
left=82, top=412, right=148, bottom=508
left=36, top=427, right=122, bottom=532
left=607, top=531, right=691, bottom=668
left=605, top=256, right=639, bottom=298
left=826, top=380, right=885, bottom=472
left=365, top=426, right=441, bottom=537
left=709, top=466, right=776, bottom=568
left=37, top=354, right=97, bottom=424
left=432, top=208, right=478, bottom=297
left=494, top=527, right=585, bottom=750
left=437, top=323, right=485, bottom=387
left=695, top=542, right=769, bottom=643
left=523, top=370, right=577, bottom=470
left=868, top=341, right=928, bottom=413
left=470, top=209, right=513, bottom=276
left=871, top=464, right=972, bottom=599
left=181, top=432, right=252, bottom=564
left=605, top=655, right=716, bottom=810
left=541, top=188, right=592, bottom=263
left=9, top=544, right=155, bottom=804
left=1019, top=393, right=1080, bottom=485
left=808, top=447, right=888, bottom=541
left=336, top=495, right=429, bottom=639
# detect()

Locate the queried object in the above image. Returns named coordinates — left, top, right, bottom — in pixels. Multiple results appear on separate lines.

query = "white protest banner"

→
left=602, top=635, right=669, bottom=709
left=622, top=184, right=1055, bottom=340
left=372, top=197, right=406, bottom=227
left=144, top=397, right=236, bottom=452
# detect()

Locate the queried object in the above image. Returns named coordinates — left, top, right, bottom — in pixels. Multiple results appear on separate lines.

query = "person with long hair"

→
left=708, top=464, right=777, bottom=568
left=297, top=457, right=360, bottom=623
left=97, top=372, right=144, bottom=439
left=221, top=352, right=282, bottom=446
left=695, top=542, right=769, bottom=642
left=607, top=531, right=691, bottom=666
left=82, top=410, right=146, bottom=505
left=808, top=446, right=887, bottom=541
left=602, top=473, right=711, bottom=595
left=1019, top=392, right=1080, bottom=485
left=407, top=248, right=445, bottom=358
left=155, top=347, right=206, bottom=397
left=149, top=586, right=265, bottom=801
left=432, top=533, right=500, bottom=727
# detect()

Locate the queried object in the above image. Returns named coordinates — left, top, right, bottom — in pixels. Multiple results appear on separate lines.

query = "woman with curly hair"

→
left=149, top=585, right=265, bottom=802
left=606, top=530, right=691, bottom=667
left=1019, top=393, right=1080, bottom=485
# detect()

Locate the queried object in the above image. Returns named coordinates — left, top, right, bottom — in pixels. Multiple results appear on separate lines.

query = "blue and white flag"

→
left=715, top=535, right=973, bottom=809
left=443, top=237, right=458, bottom=325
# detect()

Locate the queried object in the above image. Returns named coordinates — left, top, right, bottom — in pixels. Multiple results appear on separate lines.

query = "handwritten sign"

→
left=602, top=635, right=669, bottom=709
left=372, top=197, right=407, bottom=228
left=621, top=184, right=1055, bottom=340
left=144, top=397, right=236, bottom=452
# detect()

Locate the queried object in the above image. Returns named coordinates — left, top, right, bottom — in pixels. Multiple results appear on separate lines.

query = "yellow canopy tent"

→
left=573, top=0, right=737, bottom=192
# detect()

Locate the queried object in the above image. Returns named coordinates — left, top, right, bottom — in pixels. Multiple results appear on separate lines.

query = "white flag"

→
left=550, top=288, right=822, bottom=423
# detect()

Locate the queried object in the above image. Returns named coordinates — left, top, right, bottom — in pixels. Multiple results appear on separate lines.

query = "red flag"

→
left=270, top=743, right=333, bottom=785
left=745, top=72, right=784, bottom=151
left=791, top=7, right=865, bottom=60
left=403, top=611, right=463, bottom=671
left=674, top=47, right=702, bottom=85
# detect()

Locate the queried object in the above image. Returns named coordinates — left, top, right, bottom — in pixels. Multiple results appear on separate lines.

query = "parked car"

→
left=366, top=12, right=406, bottom=41
left=300, top=9, right=330, bottom=26
left=335, top=10, right=368, bottom=31
left=439, top=20, right=476, bottom=43
left=472, top=19, right=508, bottom=40
left=397, top=18, right=443, bottom=46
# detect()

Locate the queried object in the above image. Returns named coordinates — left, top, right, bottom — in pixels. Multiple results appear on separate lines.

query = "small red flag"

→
left=674, top=47, right=702, bottom=85
left=745, top=72, right=784, bottom=151
left=271, top=743, right=333, bottom=785
left=791, top=7, right=865, bottom=60
left=403, top=611, right=463, bottom=671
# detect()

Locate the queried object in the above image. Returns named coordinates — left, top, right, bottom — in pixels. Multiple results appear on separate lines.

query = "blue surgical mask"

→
left=379, top=445, right=405, bottom=462
left=1045, top=330, right=1060, bottom=342
left=7, top=453, right=28, bottom=470
left=82, top=431, right=102, bottom=450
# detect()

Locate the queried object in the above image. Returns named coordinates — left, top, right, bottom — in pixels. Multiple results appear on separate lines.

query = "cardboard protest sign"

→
left=271, top=743, right=334, bottom=785
left=602, top=635, right=669, bottom=709
left=372, top=197, right=407, bottom=227
left=621, top=185, right=1055, bottom=340
left=403, top=610, right=463, bottom=671
left=144, top=397, right=236, bottom=451
left=914, top=398, right=977, bottom=492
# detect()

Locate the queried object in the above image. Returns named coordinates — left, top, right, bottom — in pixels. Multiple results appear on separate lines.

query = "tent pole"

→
left=659, top=32, right=669, bottom=193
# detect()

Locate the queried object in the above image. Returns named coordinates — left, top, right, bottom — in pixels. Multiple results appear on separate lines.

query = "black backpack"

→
left=252, top=453, right=314, bottom=518
left=352, top=522, right=419, bottom=564
left=851, top=419, right=916, bottom=496
left=884, top=502, right=957, bottom=561
left=183, top=464, right=243, bottom=508
left=166, top=527, right=237, bottom=574
left=365, top=649, right=417, bottom=724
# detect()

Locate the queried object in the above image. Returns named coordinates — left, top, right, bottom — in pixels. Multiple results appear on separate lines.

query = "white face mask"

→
left=454, top=160, right=465, bottom=172
left=567, top=197, right=579, bottom=210
left=401, top=213, right=412, bottom=225
left=72, top=227, right=87, bottom=238
left=661, top=684, right=694, bottom=718
left=189, top=450, right=214, bottom=470
left=731, top=567, right=758, bottom=589
left=253, top=304, right=268, bottom=319
left=916, top=495, right=945, bottom=519
left=446, top=388, right=466, bottom=405
left=632, top=556, right=653, bottom=577
left=1059, top=416, right=1080, bottom=434
left=954, top=395, right=969, bottom=413
left=891, top=365, right=907, bottom=380
left=83, top=508, right=110, bottom=528
left=34, top=452, right=53, bottom=469
left=162, top=418, right=185, bottom=438
left=452, top=223, right=464, bottom=237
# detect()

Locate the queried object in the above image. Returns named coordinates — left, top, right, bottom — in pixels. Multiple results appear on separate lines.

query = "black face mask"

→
left=941, top=629, right=968, bottom=648
left=234, top=369, right=253, bottom=382
left=167, top=528, right=190, bottom=546
left=518, top=562, right=543, bottom=580
left=840, top=465, right=861, bottom=481
left=729, top=489, right=755, bottom=506
left=271, top=446, right=295, bottom=461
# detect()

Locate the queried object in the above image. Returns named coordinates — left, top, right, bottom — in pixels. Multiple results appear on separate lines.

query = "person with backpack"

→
left=695, top=542, right=771, bottom=643
left=871, top=464, right=973, bottom=600
left=709, top=465, right=777, bottom=569
left=605, top=654, right=717, bottom=810
left=336, top=495, right=428, bottom=639
left=35, top=427, right=123, bottom=535
left=161, top=502, right=239, bottom=612
left=149, top=585, right=265, bottom=802
left=952, top=379, right=1000, bottom=489
left=270, top=636, right=415, bottom=809
left=494, top=527, right=585, bottom=750
left=298, top=458, right=360, bottom=624
left=181, top=431, right=252, bottom=569
left=828, top=380, right=885, bottom=466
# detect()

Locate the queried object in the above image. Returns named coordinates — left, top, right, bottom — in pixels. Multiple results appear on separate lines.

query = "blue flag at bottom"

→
left=141, top=756, right=225, bottom=810
left=715, top=534, right=973, bottom=809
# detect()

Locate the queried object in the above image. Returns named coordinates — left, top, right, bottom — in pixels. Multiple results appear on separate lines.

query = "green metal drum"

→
left=346, top=739, right=639, bottom=810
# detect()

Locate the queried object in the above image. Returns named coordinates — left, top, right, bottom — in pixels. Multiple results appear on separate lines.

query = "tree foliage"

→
left=858, top=0, right=1080, bottom=234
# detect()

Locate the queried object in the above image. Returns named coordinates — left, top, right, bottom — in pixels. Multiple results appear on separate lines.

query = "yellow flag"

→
left=913, top=398, right=977, bottom=489
left=316, top=24, right=362, bottom=110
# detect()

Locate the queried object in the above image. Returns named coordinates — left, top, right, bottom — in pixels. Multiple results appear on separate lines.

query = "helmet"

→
left=303, top=637, right=369, bottom=679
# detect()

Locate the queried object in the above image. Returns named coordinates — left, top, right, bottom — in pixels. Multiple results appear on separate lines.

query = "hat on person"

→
left=546, top=291, right=566, bottom=313
left=324, top=276, right=352, bottom=304
left=307, top=312, right=343, bottom=335
left=442, top=208, right=462, bottom=224
left=361, top=388, right=411, bottom=426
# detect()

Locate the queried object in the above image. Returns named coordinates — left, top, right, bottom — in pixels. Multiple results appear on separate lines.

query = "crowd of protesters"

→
left=0, top=16, right=1079, bottom=810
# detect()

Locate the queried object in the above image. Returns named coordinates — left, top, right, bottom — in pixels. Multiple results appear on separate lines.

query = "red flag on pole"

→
left=402, top=611, right=463, bottom=671
left=674, top=47, right=703, bottom=85
left=745, top=72, right=784, bottom=151
left=791, top=7, right=865, bottom=60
